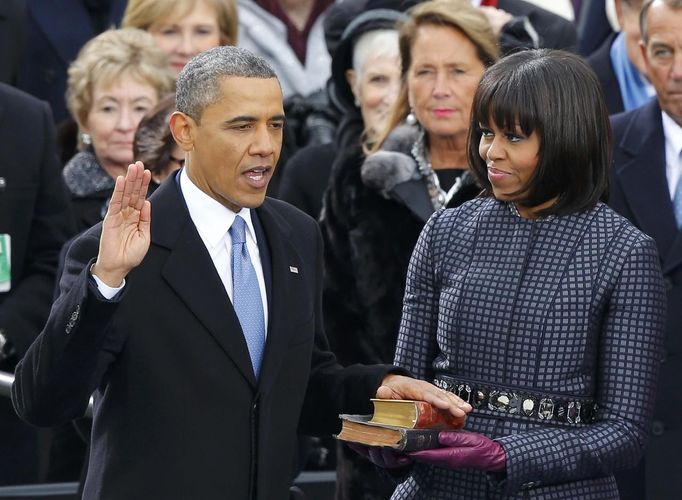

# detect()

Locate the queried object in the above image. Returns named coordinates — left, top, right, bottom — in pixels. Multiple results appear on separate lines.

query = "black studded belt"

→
left=434, top=375, right=598, bottom=425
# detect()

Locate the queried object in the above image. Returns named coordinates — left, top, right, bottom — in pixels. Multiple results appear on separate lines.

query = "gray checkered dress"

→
left=392, top=198, right=666, bottom=499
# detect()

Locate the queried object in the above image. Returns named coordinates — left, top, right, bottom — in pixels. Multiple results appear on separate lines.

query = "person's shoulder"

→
left=439, top=196, right=493, bottom=221
left=610, top=99, right=659, bottom=133
left=592, top=202, right=656, bottom=248
left=0, top=82, right=50, bottom=121
left=428, top=197, right=494, bottom=234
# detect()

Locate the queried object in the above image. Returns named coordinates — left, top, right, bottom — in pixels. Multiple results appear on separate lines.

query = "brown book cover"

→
left=368, top=399, right=465, bottom=430
left=335, top=414, right=443, bottom=452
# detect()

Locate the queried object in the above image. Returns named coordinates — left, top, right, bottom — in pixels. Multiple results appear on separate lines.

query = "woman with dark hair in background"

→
left=321, top=1, right=498, bottom=498
left=133, top=94, right=184, bottom=193
left=377, top=49, right=666, bottom=499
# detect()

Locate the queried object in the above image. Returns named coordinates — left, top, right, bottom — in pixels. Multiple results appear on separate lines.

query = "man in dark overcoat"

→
left=12, top=46, right=468, bottom=500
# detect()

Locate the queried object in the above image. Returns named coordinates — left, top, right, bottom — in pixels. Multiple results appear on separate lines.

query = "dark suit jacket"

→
left=0, top=82, right=75, bottom=358
left=498, top=0, right=578, bottom=51
left=609, top=99, right=682, bottom=500
left=587, top=33, right=624, bottom=115
left=16, top=0, right=126, bottom=123
left=0, top=83, right=74, bottom=484
left=12, top=174, right=394, bottom=500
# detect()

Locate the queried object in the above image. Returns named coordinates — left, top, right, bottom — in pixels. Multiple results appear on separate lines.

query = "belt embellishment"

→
left=434, top=376, right=597, bottom=425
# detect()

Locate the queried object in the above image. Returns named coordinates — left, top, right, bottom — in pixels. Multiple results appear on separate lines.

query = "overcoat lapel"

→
left=255, top=200, right=306, bottom=390
left=614, top=100, right=679, bottom=264
left=150, top=175, right=257, bottom=387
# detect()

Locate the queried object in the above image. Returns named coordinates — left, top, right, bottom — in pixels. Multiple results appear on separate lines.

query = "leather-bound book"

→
left=368, top=399, right=465, bottom=430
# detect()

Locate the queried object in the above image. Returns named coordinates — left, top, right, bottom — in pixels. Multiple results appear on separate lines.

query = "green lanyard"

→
left=0, top=235, right=11, bottom=287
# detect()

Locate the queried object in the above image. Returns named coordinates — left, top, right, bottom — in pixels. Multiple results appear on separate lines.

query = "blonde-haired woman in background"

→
left=63, top=28, right=175, bottom=231
left=123, top=0, right=238, bottom=73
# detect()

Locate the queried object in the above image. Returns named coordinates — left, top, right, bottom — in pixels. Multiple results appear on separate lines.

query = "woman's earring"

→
left=354, top=96, right=361, bottom=107
left=406, top=108, right=417, bottom=126
left=81, top=133, right=92, bottom=146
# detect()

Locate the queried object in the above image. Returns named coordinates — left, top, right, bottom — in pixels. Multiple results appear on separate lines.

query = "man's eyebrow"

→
left=226, top=115, right=257, bottom=124
left=649, top=41, right=672, bottom=49
left=225, top=114, right=286, bottom=124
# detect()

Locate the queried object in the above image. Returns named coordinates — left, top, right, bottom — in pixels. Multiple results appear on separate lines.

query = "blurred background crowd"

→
left=1, top=0, right=680, bottom=499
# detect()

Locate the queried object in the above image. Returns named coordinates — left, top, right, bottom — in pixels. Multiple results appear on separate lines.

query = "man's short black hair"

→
left=467, top=49, right=611, bottom=217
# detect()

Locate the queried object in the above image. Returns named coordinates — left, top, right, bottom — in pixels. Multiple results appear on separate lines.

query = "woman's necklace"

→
left=411, top=128, right=447, bottom=210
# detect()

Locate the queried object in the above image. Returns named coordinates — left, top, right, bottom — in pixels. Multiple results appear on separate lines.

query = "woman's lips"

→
left=432, top=108, right=455, bottom=117
left=171, top=61, right=188, bottom=72
left=487, top=166, right=511, bottom=183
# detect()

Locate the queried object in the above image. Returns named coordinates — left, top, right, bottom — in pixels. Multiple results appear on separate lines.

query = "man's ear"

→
left=170, top=111, right=196, bottom=152
left=614, top=0, right=625, bottom=29
left=639, top=40, right=650, bottom=72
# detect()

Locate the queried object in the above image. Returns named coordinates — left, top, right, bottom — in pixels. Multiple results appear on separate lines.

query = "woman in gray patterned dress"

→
left=386, top=49, right=667, bottom=499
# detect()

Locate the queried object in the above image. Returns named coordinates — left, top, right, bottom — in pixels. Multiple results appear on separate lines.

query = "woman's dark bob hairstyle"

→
left=467, top=49, right=611, bottom=217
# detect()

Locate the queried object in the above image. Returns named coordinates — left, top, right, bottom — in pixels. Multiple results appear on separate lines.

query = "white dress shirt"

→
left=94, top=169, right=269, bottom=334
left=662, top=111, right=682, bottom=199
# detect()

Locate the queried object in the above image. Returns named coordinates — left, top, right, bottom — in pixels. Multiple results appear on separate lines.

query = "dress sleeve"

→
left=393, top=210, right=444, bottom=381
left=493, top=234, right=666, bottom=493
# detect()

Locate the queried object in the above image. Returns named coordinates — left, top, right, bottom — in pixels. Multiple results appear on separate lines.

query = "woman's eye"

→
left=196, top=26, right=216, bottom=35
left=479, top=127, right=493, bottom=138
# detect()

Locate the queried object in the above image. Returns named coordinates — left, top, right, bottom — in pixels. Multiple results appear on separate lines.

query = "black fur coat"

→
left=320, top=124, right=480, bottom=500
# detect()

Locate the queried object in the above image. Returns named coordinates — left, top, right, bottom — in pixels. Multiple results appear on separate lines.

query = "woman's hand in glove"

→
left=410, top=431, right=506, bottom=472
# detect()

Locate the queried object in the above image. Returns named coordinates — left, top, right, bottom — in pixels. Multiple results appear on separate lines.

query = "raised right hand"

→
left=91, top=162, right=152, bottom=287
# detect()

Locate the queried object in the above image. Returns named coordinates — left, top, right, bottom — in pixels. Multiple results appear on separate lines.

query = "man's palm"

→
left=93, top=162, right=152, bottom=287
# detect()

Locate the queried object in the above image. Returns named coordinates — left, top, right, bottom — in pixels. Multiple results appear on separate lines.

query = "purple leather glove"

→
left=346, top=443, right=414, bottom=469
left=409, top=431, right=506, bottom=472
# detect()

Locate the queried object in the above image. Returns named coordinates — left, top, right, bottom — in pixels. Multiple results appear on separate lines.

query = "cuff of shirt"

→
left=90, top=270, right=126, bottom=300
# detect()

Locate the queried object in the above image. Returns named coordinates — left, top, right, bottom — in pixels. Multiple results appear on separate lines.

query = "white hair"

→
left=351, top=29, right=399, bottom=82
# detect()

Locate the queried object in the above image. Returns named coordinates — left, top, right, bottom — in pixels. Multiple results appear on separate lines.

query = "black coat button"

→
left=652, top=420, right=665, bottom=436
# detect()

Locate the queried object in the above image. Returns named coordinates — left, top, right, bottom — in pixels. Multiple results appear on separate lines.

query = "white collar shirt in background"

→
left=662, top=111, right=682, bottom=199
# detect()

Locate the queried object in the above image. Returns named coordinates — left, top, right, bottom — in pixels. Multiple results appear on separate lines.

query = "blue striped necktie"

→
left=229, top=215, right=265, bottom=377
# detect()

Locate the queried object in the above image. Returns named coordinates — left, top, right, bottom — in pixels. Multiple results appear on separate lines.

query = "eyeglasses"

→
left=170, top=156, right=185, bottom=167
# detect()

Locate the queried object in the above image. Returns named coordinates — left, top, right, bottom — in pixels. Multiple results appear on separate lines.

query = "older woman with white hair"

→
left=277, top=5, right=403, bottom=219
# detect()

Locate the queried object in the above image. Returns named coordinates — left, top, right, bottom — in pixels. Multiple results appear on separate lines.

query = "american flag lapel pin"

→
left=289, top=266, right=299, bottom=274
